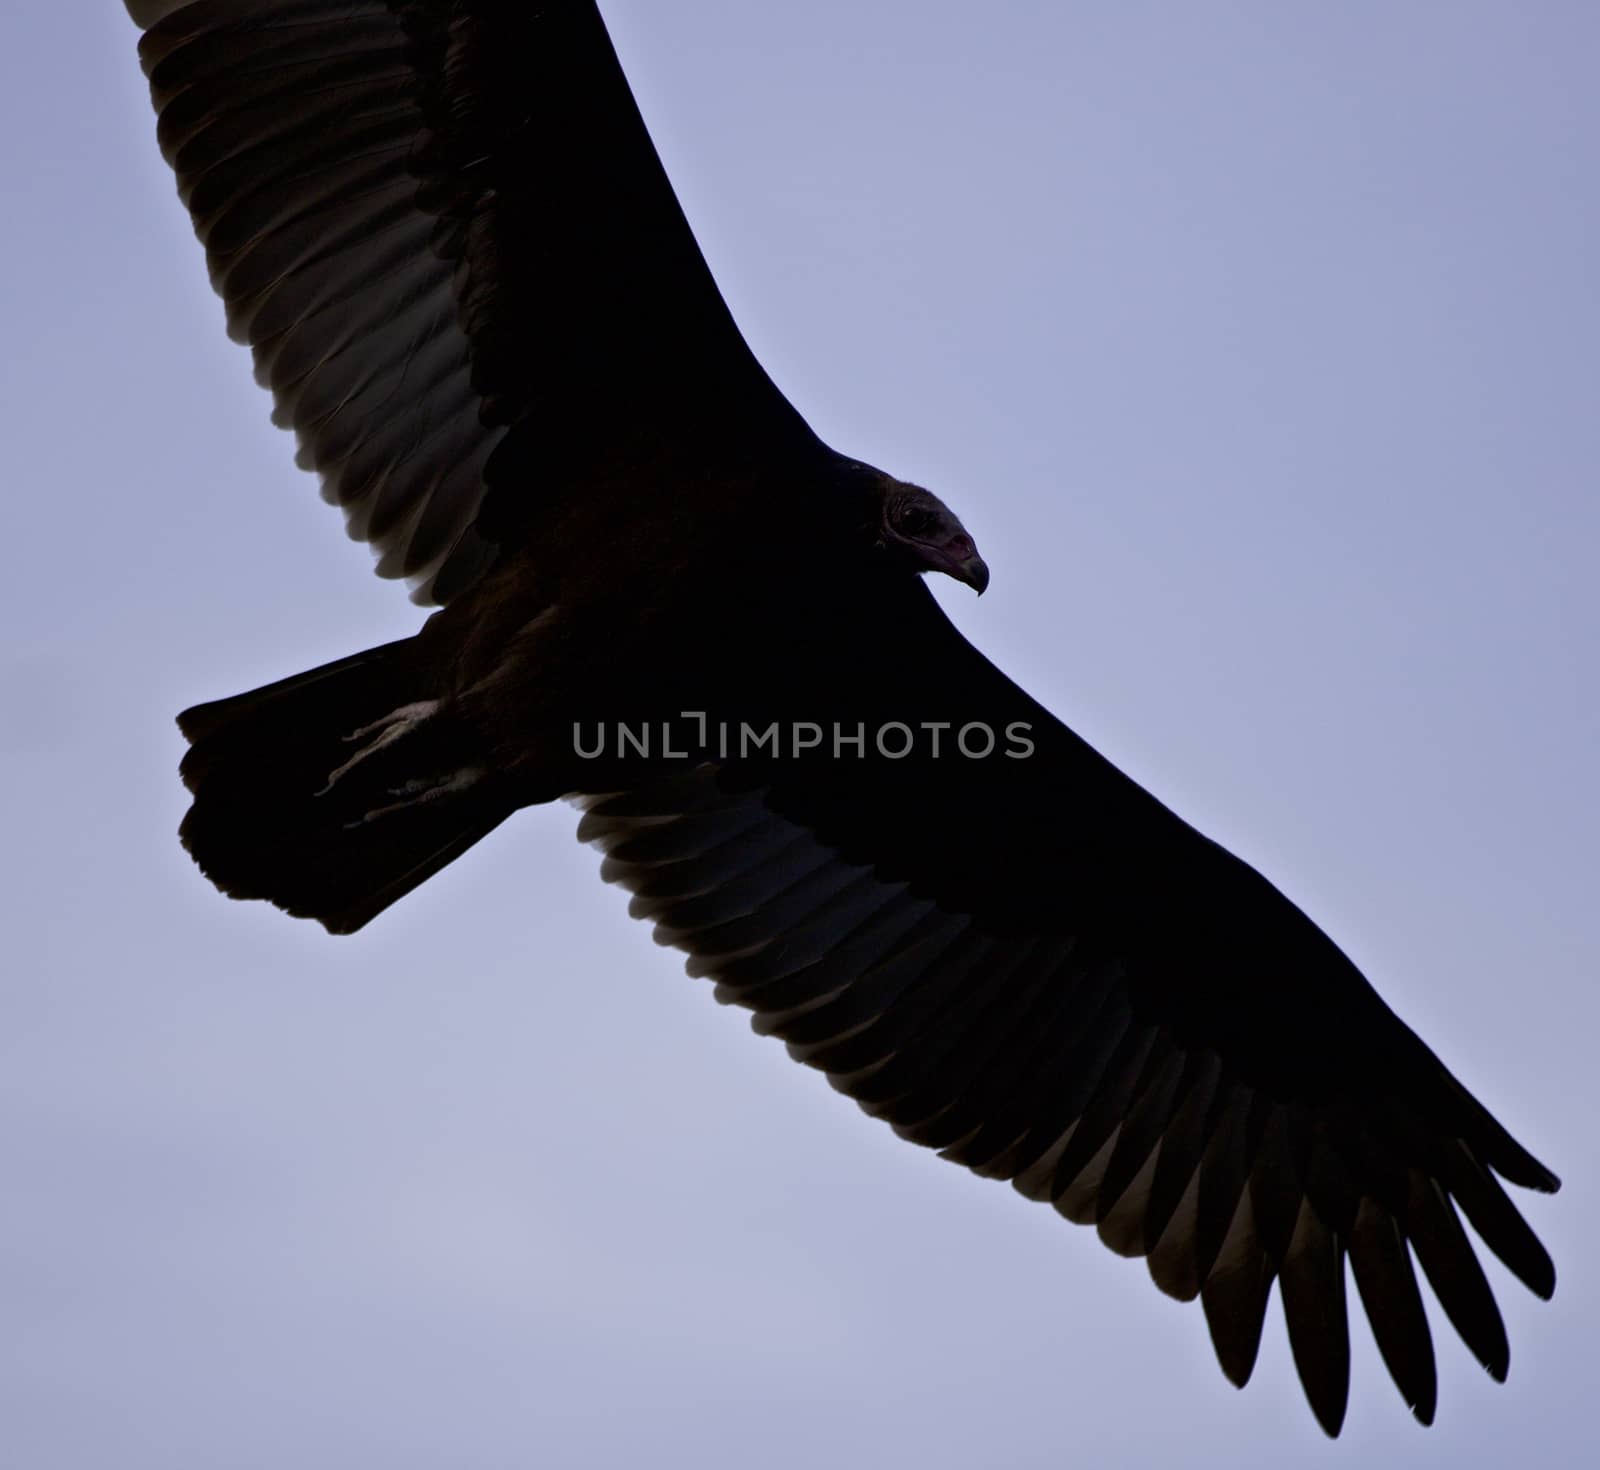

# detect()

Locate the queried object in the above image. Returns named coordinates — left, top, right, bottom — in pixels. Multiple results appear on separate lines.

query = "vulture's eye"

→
left=896, top=507, right=937, bottom=537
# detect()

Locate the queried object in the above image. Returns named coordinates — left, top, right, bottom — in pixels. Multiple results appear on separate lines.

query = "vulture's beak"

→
left=958, top=552, right=991, bottom=596
left=938, top=534, right=990, bottom=595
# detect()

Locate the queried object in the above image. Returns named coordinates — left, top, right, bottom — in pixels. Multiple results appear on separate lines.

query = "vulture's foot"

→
left=346, top=766, right=486, bottom=827
left=318, top=699, right=442, bottom=795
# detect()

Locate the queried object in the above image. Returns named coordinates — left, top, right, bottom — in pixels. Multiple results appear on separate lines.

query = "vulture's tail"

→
left=177, top=638, right=515, bottom=933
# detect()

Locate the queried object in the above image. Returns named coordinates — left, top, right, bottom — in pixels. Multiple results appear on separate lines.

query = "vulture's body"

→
left=127, top=0, right=1558, bottom=1436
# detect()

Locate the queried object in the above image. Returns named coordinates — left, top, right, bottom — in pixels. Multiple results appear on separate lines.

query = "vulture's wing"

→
left=128, top=0, right=815, bottom=603
left=577, top=584, right=1558, bottom=1437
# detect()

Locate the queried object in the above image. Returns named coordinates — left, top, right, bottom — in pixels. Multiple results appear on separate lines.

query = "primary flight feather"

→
left=127, top=0, right=1558, bottom=1435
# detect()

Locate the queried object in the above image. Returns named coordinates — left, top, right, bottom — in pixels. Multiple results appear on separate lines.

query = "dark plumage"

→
left=128, top=0, right=1557, bottom=1435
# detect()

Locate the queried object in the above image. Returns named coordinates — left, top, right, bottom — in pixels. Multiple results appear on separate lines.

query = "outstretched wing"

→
left=576, top=585, right=1558, bottom=1437
left=127, top=0, right=816, bottom=602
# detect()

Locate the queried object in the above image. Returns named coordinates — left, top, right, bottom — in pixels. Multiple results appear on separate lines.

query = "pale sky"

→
left=4, top=3, right=1596, bottom=1466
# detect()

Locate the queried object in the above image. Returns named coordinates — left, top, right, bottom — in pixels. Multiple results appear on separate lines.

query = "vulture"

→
left=127, top=0, right=1558, bottom=1436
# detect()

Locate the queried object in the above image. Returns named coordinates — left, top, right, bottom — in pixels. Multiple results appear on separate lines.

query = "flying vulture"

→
left=127, top=0, right=1558, bottom=1435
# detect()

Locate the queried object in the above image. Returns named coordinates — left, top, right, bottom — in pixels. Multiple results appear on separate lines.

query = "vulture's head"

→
left=874, top=479, right=990, bottom=594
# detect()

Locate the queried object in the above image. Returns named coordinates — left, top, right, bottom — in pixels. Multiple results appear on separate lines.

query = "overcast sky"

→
left=3, top=2, right=1596, bottom=1466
